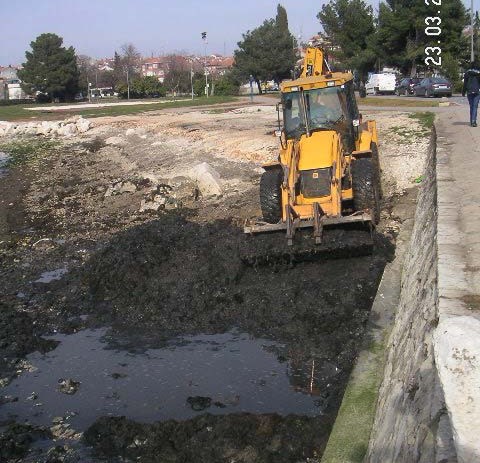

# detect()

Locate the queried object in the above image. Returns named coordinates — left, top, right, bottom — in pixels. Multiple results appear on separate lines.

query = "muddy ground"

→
left=0, top=101, right=428, bottom=462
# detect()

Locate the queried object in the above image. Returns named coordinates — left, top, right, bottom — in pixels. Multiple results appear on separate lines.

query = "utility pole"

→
left=86, top=73, right=91, bottom=102
left=126, top=66, right=130, bottom=100
left=190, top=60, right=194, bottom=100
left=202, top=32, right=208, bottom=97
left=471, top=0, right=475, bottom=63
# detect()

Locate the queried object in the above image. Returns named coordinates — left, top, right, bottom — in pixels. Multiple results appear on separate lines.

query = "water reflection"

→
left=0, top=329, right=337, bottom=431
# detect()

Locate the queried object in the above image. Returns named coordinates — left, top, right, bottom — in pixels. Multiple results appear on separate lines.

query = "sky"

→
left=1, top=0, right=324, bottom=65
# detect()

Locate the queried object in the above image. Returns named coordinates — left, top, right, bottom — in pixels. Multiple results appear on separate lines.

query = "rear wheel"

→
left=352, top=158, right=380, bottom=224
left=260, top=168, right=283, bottom=224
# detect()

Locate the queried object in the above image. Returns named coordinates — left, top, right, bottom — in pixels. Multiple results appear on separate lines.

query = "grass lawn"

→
left=408, top=111, right=435, bottom=128
left=250, top=92, right=442, bottom=108
left=0, top=96, right=238, bottom=122
left=358, top=97, right=441, bottom=107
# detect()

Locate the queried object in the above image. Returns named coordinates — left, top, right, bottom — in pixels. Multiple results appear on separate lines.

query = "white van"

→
left=365, top=73, right=396, bottom=95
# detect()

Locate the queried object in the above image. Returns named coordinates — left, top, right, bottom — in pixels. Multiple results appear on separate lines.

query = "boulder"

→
left=36, top=121, right=53, bottom=136
left=135, top=127, right=148, bottom=136
left=0, top=122, right=13, bottom=136
left=64, top=115, right=81, bottom=124
left=76, top=118, right=91, bottom=133
left=24, top=123, right=37, bottom=135
left=118, top=181, right=137, bottom=194
left=104, top=181, right=137, bottom=197
left=189, top=162, right=223, bottom=197
left=105, top=136, right=126, bottom=146
left=56, top=123, right=77, bottom=137
left=126, top=127, right=148, bottom=137
left=140, top=195, right=172, bottom=212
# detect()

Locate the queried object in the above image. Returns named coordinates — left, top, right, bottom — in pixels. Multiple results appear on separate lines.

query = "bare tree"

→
left=120, top=43, right=141, bottom=99
left=163, top=54, right=190, bottom=95
left=76, top=54, right=96, bottom=99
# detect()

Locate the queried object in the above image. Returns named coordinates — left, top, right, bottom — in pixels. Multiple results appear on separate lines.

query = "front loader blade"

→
left=240, top=226, right=374, bottom=267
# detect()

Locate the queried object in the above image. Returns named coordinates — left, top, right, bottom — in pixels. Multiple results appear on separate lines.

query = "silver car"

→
left=413, top=77, right=452, bottom=97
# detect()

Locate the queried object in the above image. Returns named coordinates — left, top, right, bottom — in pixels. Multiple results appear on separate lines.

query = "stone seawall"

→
left=367, top=129, right=457, bottom=463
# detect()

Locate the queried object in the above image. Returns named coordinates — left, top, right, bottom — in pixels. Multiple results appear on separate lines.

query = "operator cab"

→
left=281, top=79, right=360, bottom=151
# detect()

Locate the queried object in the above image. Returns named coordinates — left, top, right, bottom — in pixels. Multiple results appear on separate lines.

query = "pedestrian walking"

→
left=462, top=61, right=480, bottom=127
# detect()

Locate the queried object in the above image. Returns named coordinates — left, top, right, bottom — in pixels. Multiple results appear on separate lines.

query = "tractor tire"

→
left=352, top=158, right=380, bottom=224
left=260, top=168, right=283, bottom=224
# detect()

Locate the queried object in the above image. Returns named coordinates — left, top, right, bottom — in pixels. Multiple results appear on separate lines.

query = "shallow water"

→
left=34, top=268, right=68, bottom=284
left=0, top=328, right=326, bottom=431
left=0, top=151, right=10, bottom=178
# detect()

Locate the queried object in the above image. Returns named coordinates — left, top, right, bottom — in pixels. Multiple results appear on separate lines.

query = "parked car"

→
left=365, top=73, right=396, bottom=95
left=413, top=77, right=452, bottom=97
left=395, top=77, right=421, bottom=96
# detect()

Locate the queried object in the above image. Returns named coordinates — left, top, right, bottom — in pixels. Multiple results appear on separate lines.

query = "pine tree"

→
left=276, top=4, right=289, bottom=30
left=112, top=51, right=124, bottom=89
left=18, top=33, right=79, bottom=102
left=375, top=0, right=468, bottom=75
left=317, top=0, right=376, bottom=76
left=234, top=4, right=296, bottom=93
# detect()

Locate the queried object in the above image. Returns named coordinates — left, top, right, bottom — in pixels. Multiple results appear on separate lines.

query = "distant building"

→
left=0, top=65, right=28, bottom=100
left=141, top=54, right=234, bottom=82
left=205, top=55, right=235, bottom=76
left=96, top=58, right=114, bottom=72
left=141, top=57, right=169, bottom=82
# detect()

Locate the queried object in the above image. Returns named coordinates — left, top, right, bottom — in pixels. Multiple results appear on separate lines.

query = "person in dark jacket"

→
left=462, top=61, right=480, bottom=127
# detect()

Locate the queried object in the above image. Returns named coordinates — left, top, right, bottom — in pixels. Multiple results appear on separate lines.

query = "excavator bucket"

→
left=240, top=224, right=374, bottom=267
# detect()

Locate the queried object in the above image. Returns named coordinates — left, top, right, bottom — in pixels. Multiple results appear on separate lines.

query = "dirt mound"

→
left=81, top=211, right=389, bottom=408
left=0, top=424, right=51, bottom=462
left=84, top=413, right=330, bottom=463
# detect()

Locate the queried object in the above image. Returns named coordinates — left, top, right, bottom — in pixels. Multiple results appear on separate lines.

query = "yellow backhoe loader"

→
left=244, top=47, right=381, bottom=248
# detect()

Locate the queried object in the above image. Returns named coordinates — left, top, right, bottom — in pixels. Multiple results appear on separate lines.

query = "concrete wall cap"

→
left=434, top=316, right=480, bottom=463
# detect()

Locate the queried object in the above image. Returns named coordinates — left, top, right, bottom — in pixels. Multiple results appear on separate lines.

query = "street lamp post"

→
left=190, top=60, right=194, bottom=100
left=126, top=66, right=130, bottom=100
left=471, top=0, right=475, bottom=62
left=202, top=32, right=208, bottom=97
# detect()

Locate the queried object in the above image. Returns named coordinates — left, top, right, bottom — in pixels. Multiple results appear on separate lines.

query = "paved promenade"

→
left=435, top=103, right=480, bottom=462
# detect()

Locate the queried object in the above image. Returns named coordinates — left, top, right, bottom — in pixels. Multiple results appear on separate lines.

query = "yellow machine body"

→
left=245, top=47, right=381, bottom=245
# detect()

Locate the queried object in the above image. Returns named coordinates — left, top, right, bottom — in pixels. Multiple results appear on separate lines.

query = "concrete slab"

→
left=434, top=316, right=480, bottom=463
left=435, top=107, right=480, bottom=461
